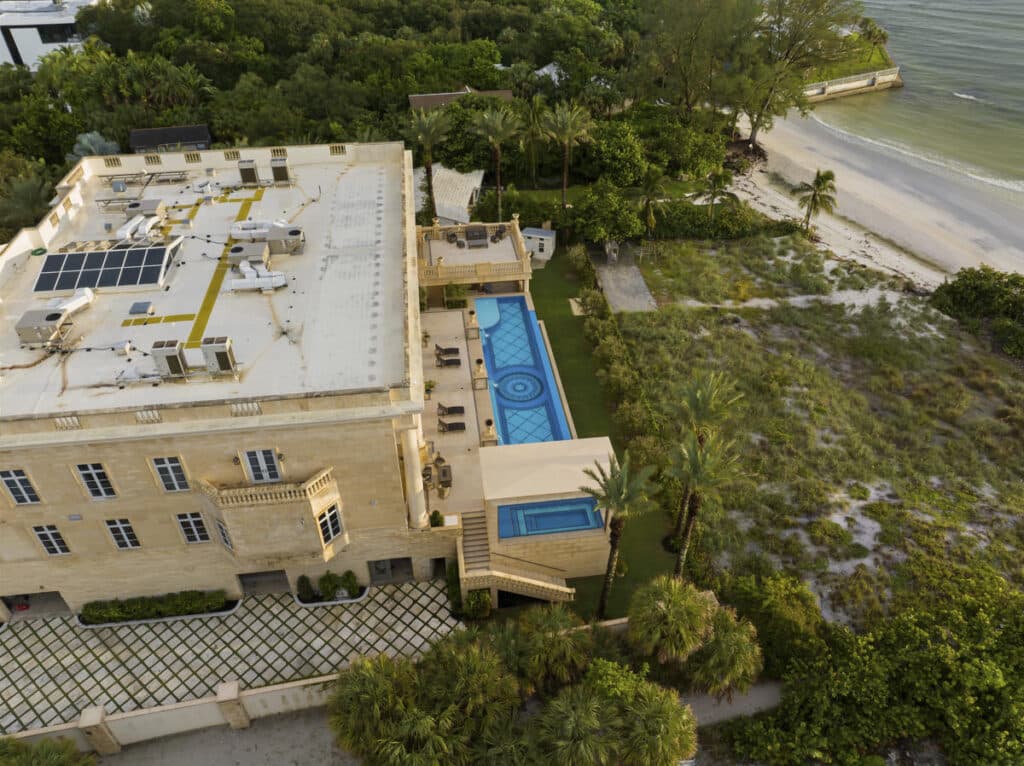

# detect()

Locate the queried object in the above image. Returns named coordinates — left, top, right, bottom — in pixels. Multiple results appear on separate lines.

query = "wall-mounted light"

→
left=232, top=456, right=240, bottom=465
left=277, top=453, right=286, bottom=462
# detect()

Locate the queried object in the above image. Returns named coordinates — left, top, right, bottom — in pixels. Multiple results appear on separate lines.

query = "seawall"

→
left=804, top=68, right=903, bottom=103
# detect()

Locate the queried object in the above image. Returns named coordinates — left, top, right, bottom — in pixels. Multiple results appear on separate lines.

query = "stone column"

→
left=0, top=599, right=10, bottom=623
left=216, top=680, right=250, bottom=729
left=78, top=706, right=121, bottom=755
left=402, top=428, right=429, bottom=529
left=414, top=412, right=425, bottom=448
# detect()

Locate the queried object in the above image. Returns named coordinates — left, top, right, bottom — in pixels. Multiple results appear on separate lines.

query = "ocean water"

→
left=814, top=0, right=1024, bottom=195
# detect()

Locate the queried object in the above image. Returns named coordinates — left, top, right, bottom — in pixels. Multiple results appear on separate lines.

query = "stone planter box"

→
left=76, top=598, right=243, bottom=630
left=292, top=587, right=371, bottom=609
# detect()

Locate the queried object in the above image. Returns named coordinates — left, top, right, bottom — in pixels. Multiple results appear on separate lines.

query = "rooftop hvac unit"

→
left=238, top=159, right=259, bottom=186
left=270, top=157, right=291, bottom=184
left=125, top=199, right=167, bottom=220
left=133, top=216, right=161, bottom=240
left=226, top=241, right=270, bottom=266
left=201, top=336, right=237, bottom=375
left=151, top=339, right=188, bottom=379
left=228, top=220, right=305, bottom=254
left=14, top=288, right=95, bottom=346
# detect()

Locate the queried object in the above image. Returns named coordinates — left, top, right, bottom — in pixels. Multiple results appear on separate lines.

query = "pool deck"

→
left=420, top=309, right=490, bottom=518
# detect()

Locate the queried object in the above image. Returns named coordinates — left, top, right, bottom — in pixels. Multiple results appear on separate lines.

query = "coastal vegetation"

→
left=328, top=603, right=720, bottom=765
left=0, top=737, right=94, bottom=765
left=0, top=0, right=883, bottom=242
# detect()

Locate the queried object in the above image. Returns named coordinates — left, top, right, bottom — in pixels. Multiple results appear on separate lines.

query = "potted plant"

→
left=424, top=380, right=437, bottom=400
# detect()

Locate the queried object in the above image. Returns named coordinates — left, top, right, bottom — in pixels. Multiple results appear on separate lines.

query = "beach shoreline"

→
left=735, top=112, right=1024, bottom=290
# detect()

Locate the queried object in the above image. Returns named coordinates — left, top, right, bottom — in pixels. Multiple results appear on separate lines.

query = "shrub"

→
left=429, top=509, right=444, bottom=527
left=318, top=571, right=343, bottom=601
left=577, top=122, right=648, bottom=187
left=296, top=575, right=316, bottom=603
left=463, top=589, right=492, bottom=620
left=654, top=199, right=767, bottom=240
left=0, top=737, right=95, bottom=765
left=339, top=570, right=360, bottom=598
left=992, top=317, right=1024, bottom=357
left=565, top=243, right=598, bottom=288
left=80, top=590, right=228, bottom=624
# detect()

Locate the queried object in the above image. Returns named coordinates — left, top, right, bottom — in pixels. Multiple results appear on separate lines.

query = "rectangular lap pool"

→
left=498, top=497, right=604, bottom=539
left=476, top=296, right=572, bottom=445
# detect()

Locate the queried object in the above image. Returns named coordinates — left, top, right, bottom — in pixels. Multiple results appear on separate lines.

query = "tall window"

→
left=176, top=512, right=209, bottom=543
left=1, top=469, right=39, bottom=505
left=244, top=449, right=280, bottom=483
left=317, top=504, right=343, bottom=545
left=153, top=457, right=189, bottom=492
left=33, top=525, right=69, bottom=555
left=77, top=463, right=116, bottom=498
left=105, top=518, right=140, bottom=549
left=216, top=520, right=234, bottom=552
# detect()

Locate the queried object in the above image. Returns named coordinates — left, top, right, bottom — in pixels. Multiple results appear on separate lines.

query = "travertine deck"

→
left=0, top=581, right=455, bottom=734
left=420, top=309, right=489, bottom=518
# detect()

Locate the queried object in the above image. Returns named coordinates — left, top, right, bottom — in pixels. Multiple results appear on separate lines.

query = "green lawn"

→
left=530, top=251, right=675, bottom=620
left=811, top=36, right=895, bottom=82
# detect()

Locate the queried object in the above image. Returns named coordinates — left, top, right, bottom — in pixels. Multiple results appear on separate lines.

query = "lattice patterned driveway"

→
left=0, top=581, right=457, bottom=734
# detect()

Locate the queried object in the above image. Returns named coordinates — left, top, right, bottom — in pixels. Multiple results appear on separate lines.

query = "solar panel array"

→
left=33, top=243, right=176, bottom=293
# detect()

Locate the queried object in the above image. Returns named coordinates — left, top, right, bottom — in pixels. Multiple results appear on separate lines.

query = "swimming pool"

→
left=477, top=296, right=572, bottom=445
left=498, top=497, right=603, bottom=538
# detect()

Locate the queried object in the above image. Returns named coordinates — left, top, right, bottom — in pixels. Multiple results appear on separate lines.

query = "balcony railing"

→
left=420, top=260, right=530, bottom=282
left=198, top=467, right=336, bottom=509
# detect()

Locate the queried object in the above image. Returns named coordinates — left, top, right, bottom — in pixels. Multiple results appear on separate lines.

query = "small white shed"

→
left=521, top=227, right=556, bottom=262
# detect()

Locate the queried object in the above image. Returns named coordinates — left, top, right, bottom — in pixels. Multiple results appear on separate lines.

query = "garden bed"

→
left=77, top=591, right=241, bottom=628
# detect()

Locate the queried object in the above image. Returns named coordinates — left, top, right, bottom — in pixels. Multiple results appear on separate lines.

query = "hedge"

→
left=80, top=590, right=230, bottom=624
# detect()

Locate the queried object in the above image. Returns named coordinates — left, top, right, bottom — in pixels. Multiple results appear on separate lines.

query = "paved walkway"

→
left=0, top=581, right=456, bottom=734
left=682, top=681, right=783, bottom=726
left=595, top=261, right=657, bottom=312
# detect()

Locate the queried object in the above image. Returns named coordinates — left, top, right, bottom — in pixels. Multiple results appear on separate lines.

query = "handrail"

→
left=804, top=67, right=901, bottom=91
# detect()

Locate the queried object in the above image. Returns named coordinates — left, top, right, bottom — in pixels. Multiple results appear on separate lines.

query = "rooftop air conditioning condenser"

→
left=238, top=159, right=259, bottom=186
left=200, top=336, right=237, bottom=376
left=270, top=157, right=290, bottom=184
left=151, top=339, right=188, bottom=379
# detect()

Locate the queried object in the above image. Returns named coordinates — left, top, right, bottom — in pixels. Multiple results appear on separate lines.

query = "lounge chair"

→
left=437, top=403, right=465, bottom=416
left=436, top=356, right=461, bottom=368
left=435, top=343, right=459, bottom=356
left=465, top=225, right=489, bottom=249
left=438, top=418, right=466, bottom=433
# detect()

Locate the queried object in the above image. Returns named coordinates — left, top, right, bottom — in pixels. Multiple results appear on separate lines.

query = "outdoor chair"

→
left=435, top=343, right=459, bottom=356
left=437, top=403, right=465, bottom=416
left=438, top=464, right=454, bottom=488
left=436, top=356, right=461, bottom=368
left=438, top=418, right=467, bottom=433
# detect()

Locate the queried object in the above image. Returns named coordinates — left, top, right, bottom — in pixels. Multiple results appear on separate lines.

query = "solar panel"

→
left=33, top=243, right=176, bottom=293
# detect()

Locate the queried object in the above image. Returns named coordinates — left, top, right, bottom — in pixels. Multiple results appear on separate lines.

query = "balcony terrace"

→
left=417, top=219, right=532, bottom=289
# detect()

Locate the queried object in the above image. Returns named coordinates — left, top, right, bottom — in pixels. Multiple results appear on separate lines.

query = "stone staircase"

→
left=458, top=510, right=576, bottom=603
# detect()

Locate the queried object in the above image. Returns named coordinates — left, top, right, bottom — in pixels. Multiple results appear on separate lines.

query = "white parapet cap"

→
left=0, top=143, right=419, bottom=421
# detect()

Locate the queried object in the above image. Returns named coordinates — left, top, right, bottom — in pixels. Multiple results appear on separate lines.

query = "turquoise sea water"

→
left=815, top=0, right=1024, bottom=191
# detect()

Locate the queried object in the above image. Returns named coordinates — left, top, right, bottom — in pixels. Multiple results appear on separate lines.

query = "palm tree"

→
left=793, top=169, right=838, bottom=233
left=618, top=683, right=698, bottom=766
left=0, top=172, right=53, bottom=235
left=638, top=165, right=668, bottom=239
left=521, top=94, right=548, bottom=189
left=680, top=371, right=743, bottom=447
left=666, top=432, right=737, bottom=578
left=534, top=684, right=617, bottom=766
left=698, top=170, right=739, bottom=222
left=542, top=102, right=594, bottom=209
left=518, top=604, right=592, bottom=696
left=470, top=107, right=522, bottom=221
left=373, top=704, right=463, bottom=766
left=688, top=606, right=764, bottom=702
left=627, top=575, right=717, bottom=664
left=65, top=131, right=119, bottom=163
left=407, top=108, right=451, bottom=220
left=581, top=451, right=656, bottom=620
left=329, top=654, right=418, bottom=758
left=859, top=18, right=889, bottom=63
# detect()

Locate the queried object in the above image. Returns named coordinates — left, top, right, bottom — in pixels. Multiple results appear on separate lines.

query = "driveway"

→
left=0, top=581, right=456, bottom=734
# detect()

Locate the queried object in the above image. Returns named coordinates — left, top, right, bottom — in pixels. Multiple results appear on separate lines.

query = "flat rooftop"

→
left=0, top=143, right=415, bottom=419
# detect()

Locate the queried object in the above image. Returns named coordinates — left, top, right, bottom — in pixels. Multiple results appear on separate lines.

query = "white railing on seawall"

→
left=804, top=67, right=901, bottom=98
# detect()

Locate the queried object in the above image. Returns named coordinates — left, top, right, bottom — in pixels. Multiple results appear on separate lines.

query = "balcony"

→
left=197, top=467, right=336, bottom=509
left=417, top=220, right=532, bottom=288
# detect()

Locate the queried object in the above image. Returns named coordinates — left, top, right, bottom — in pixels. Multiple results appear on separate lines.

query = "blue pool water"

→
left=498, top=497, right=603, bottom=539
left=476, top=296, right=572, bottom=445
